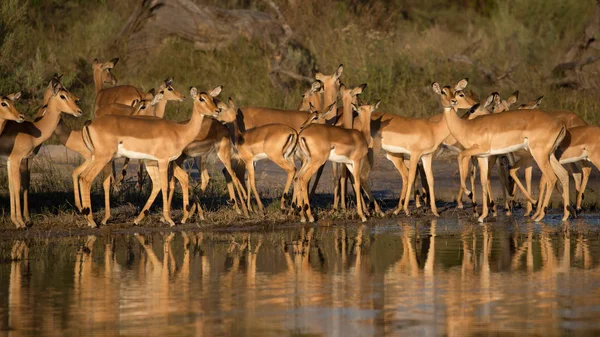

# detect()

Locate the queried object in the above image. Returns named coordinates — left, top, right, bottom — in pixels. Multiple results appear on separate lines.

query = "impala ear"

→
left=190, top=87, right=198, bottom=99
left=321, top=102, right=337, bottom=120
left=335, top=64, right=344, bottom=79
left=507, top=90, right=519, bottom=105
left=228, top=97, right=236, bottom=109
left=351, top=84, right=366, bottom=96
left=484, top=93, right=495, bottom=108
left=310, top=80, right=322, bottom=93
left=432, top=82, right=442, bottom=95
left=314, top=72, right=324, bottom=81
left=165, top=77, right=174, bottom=87
left=308, top=102, right=317, bottom=113
left=455, top=78, right=468, bottom=91
left=493, top=92, right=501, bottom=106
left=209, top=85, right=223, bottom=98
left=534, top=95, right=544, bottom=107
left=151, top=92, right=164, bottom=106
left=339, top=83, right=346, bottom=94
left=372, top=100, right=381, bottom=111
left=351, top=103, right=358, bottom=112
left=109, top=58, right=119, bottom=66
left=52, top=81, right=61, bottom=95
left=7, top=92, right=21, bottom=101
left=92, top=59, right=99, bottom=67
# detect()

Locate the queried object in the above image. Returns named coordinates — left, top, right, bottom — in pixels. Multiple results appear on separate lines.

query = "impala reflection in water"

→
left=1, top=220, right=600, bottom=336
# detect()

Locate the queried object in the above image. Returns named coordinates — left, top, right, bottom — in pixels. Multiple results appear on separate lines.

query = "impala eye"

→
left=60, top=95, right=66, bottom=100
left=199, top=97, right=205, bottom=102
left=168, top=87, right=173, bottom=91
left=459, top=93, right=465, bottom=97
left=1, top=102, right=6, bottom=107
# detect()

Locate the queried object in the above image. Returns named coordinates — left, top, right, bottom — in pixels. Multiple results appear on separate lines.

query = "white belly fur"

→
left=382, top=143, right=411, bottom=154
left=559, top=150, right=588, bottom=164
left=329, top=149, right=352, bottom=164
left=253, top=153, right=268, bottom=162
left=485, top=139, right=529, bottom=156
left=117, top=144, right=159, bottom=160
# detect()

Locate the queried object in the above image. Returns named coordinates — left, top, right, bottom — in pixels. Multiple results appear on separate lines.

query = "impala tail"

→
left=82, top=123, right=95, bottom=155
left=283, top=132, right=298, bottom=160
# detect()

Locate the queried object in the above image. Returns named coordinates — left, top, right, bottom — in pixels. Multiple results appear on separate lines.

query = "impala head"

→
left=314, top=64, right=343, bottom=106
left=352, top=100, right=380, bottom=147
left=300, top=102, right=337, bottom=129
left=0, top=92, right=25, bottom=123
left=92, top=58, right=118, bottom=85
left=490, top=90, right=519, bottom=113
left=463, top=92, right=497, bottom=119
left=432, top=78, right=477, bottom=110
left=158, top=77, right=185, bottom=102
left=42, top=73, right=63, bottom=105
left=190, top=85, right=221, bottom=116
left=340, top=83, right=366, bottom=107
left=48, top=80, right=83, bottom=117
left=212, top=97, right=239, bottom=124
left=298, top=80, right=323, bottom=111
left=131, top=92, right=164, bottom=117
left=519, top=95, right=543, bottom=110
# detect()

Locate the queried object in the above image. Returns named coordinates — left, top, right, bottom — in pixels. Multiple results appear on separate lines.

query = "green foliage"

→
left=0, top=0, right=597, bottom=127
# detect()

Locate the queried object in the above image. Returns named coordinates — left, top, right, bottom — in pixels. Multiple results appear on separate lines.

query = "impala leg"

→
left=410, top=160, right=422, bottom=209
left=80, top=156, right=112, bottom=228
left=469, top=157, right=477, bottom=208
left=101, top=163, right=113, bottom=226
left=309, top=163, right=325, bottom=198
left=340, top=165, right=348, bottom=210
left=497, top=156, right=512, bottom=215
left=531, top=151, right=557, bottom=222
left=421, top=153, right=438, bottom=216
left=577, top=162, right=592, bottom=212
left=115, top=157, right=130, bottom=189
left=487, top=155, right=498, bottom=217
left=403, top=154, right=422, bottom=216
left=246, top=162, right=264, bottom=213
left=385, top=152, right=408, bottom=215
left=21, top=159, right=31, bottom=224
left=549, top=154, right=570, bottom=221
left=219, top=146, right=249, bottom=216
left=477, top=157, right=490, bottom=223
left=300, top=161, right=323, bottom=223
left=157, top=160, right=175, bottom=227
left=331, top=163, right=341, bottom=211
left=456, top=154, right=468, bottom=210
left=348, top=161, right=366, bottom=222
left=72, top=157, right=91, bottom=213
left=8, top=157, right=26, bottom=228
left=134, top=161, right=162, bottom=225
left=270, top=155, right=296, bottom=211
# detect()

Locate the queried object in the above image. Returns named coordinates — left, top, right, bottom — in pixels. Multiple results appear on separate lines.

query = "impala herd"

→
left=1, top=58, right=598, bottom=229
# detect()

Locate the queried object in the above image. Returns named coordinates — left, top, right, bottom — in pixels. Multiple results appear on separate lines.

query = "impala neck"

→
left=226, top=113, right=243, bottom=146
left=153, top=99, right=168, bottom=118
left=342, top=99, right=353, bottom=129
left=93, top=69, right=103, bottom=96
left=431, top=112, right=450, bottom=144
left=356, top=112, right=373, bottom=147
left=34, top=99, right=65, bottom=147
left=442, top=106, right=467, bottom=144
left=54, top=120, right=72, bottom=146
left=179, top=104, right=206, bottom=145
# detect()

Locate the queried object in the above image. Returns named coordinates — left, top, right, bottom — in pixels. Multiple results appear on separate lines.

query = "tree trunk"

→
left=118, top=0, right=315, bottom=92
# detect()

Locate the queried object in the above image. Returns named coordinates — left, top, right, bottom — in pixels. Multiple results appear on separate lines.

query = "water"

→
left=1, top=220, right=600, bottom=336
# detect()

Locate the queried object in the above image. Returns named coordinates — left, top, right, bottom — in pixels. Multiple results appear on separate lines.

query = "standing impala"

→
left=0, top=79, right=82, bottom=228
left=92, top=58, right=145, bottom=114
left=442, top=93, right=570, bottom=222
left=296, top=101, right=379, bottom=223
left=78, top=86, right=222, bottom=228
left=211, top=98, right=298, bottom=213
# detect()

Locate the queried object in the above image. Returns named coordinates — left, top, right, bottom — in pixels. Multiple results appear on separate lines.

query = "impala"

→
left=0, top=93, right=26, bottom=134
left=0, top=79, right=82, bottom=227
left=554, top=125, right=600, bottom=212
left=92, top=58, right=145, bottom=114
left=442, top=92, right=570, bottom=222
left=78, top=86, right=222, bottom=227
left=211, top=97, right=297, bottom=213
left=297, top=80, right=323, bottom=112
left=490, top=92, right=587, bottom=216
left=296, top=101, right=379, bottom=223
